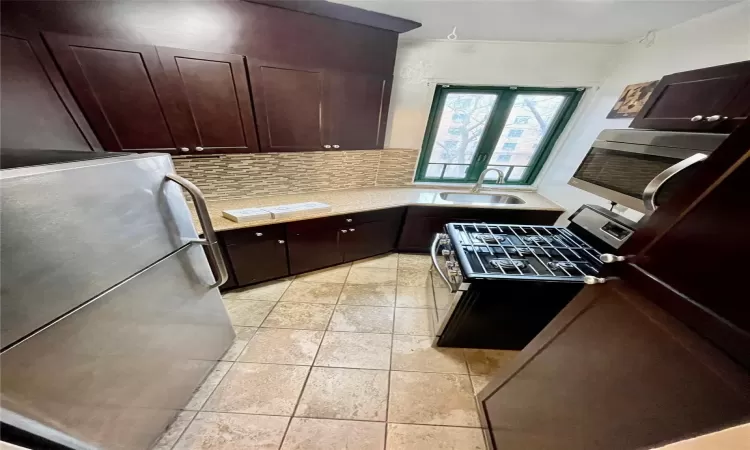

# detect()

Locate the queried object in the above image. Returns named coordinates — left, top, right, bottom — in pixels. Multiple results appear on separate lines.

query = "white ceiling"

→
left=330, top=0, right=741, bottom=43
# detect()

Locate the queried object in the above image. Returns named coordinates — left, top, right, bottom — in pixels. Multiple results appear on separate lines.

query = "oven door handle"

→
left=642, top=153, right=707, bottom=214
left=430, top=234, right=457, bottom=293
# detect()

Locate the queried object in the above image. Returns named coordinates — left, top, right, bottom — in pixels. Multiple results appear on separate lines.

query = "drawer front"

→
left=340, top=207, right=405, bottom=226
left=222, top=224, right=285, bottom=246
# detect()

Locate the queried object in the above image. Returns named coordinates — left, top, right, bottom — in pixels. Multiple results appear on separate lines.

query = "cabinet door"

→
left=631, top=60, right=750, bottom=132
left=1, top=34, right=94, bottom=151
left=341, top=219, right=400, bottom=262
left=287, top=218, right=342, bottom=274
left=222, top=226, right=289, bottom=286
left=157, top=47, right=259, bottom=154
left=44, top=33, right=178, bottom=152
left=325, top=72, right=391, bottom=150
left=249, top=62, right=325, bottom=152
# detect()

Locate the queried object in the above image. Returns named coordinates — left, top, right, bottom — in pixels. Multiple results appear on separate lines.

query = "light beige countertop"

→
left=193, top=186, right=563, bottom=233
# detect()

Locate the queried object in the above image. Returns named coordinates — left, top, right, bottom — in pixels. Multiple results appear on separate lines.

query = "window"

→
left=415, top=85, right=584, bottom=185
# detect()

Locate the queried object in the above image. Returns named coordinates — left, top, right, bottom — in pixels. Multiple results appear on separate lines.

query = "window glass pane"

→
left=489, top=94, right=565, bottom=169
left=443, top=164, right=469, bottom=179
left=507, top=166, right=528, bottom=182
left=427, top=93, right=498, bottom=179
left=425, top=163, right=444, bottom=178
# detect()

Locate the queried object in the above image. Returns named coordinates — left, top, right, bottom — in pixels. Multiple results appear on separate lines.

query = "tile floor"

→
left=155, top=253, right=519, bottom=450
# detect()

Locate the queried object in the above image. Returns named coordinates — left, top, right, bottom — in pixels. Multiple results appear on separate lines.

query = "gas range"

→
left=430, top=205, right=636, bottom=350
left=444, top=223, right=603, bottom=283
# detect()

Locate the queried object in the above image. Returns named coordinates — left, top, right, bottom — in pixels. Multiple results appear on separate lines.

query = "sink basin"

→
left=439, top=192, right=526, bottom=205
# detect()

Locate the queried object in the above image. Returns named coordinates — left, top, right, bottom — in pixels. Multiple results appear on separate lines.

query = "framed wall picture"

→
left=607, top=80, right=658, bottom=118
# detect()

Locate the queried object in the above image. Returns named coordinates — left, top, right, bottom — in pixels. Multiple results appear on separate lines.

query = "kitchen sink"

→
left=439, top=192, right=526, bottom=205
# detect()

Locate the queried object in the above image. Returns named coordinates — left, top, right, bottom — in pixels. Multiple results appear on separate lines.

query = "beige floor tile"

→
left=463, top=349, right=519, bottom=375
left=397, top=270, right=430, bottom=287
left=398, top=254, right=433, bottom=271
left=239, top=328, right=324, bottom=365
left=346, top=267, right=398, bottom=285
left=280, top=281, right=343, bottom=304
left=352, top=253, right=399, bottom=269
left=296, top=367, right=389, bottom=421
left=221, top=327, right=258, bottom=361
left=433, top=287, right=454, bottom=309
left=224, top=300, right=275, bottom=327
left=386, top=423, right=485, bottom=450
left=262, top=303, right=335, bottom=330
left=152, top=410, right=196, bottom=449
left=282, top=418, right=385, bottom=450
left=184, top=362, right=232, bottom=411
left=388, top=371, right=480, bottom=427
left=315, top=331, right=392, bottom=370
left=471, top=375, right=493, bottom=395
left=393, top=308, right=435, bottom=336
left=338, top=284, right=396, bottom=307
left=297, top=264, right=352, bottom=283
left=174, top=412, right=288, bottom=450
left=395, top=286, right=434, bottom=308
left=224, top=278, right=293, bottom=302
left=203, top=363, right=308, bottom=415
left=391, top=335, right=467, bottom=374
left=328, top=305, right=394, bottom=333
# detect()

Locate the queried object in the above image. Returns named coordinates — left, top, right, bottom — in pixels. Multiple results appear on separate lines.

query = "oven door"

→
left=569, top=139, right=707, bottom=213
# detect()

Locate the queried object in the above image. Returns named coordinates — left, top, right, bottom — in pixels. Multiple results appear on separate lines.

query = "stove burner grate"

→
left=521, top=235, right=548, bottom=245
left=548, top=261, right=578, bottom=271
left=472, top=233, right=506, bottom=244
left=506, top=247, right=535, bottom=256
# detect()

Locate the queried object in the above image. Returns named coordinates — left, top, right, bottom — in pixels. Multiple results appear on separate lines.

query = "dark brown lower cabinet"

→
left=287, top=217, right=343, bottom=274
left=222, top=224, right=289, bottom=286
left=341, top=219, right=401, bottom=262
left=397, top=206, right=563, bottom=252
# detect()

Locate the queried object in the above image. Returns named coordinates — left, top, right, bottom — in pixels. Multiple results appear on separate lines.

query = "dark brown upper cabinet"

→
left=325, top=71, right=392, bottom=150
left=44, top=33, right=178, bottom=153
left=156, top=47, right=259, bottom=154
left=631, top=60, right=750, bottom=133
left=250, top=62, right=326, bottom=153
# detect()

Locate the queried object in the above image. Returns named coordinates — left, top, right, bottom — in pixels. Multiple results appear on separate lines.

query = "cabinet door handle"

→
left=333, top=144, right=340, bottom=149
left=349, top=228, right=355, bottom=232
left=705, top=115, right=726, bottom=122
left=179, top=147, right=189, bottom=152
left=278, top=240, right=285, bottom=244
left=690, top=115, right=704, bottom=122
left=195, top=146, right=204, bottom=151
left=323, top=144, right=332, bottom=149
left=346, top=218, right=353, bottom=223
left=340, top=229, right=348, bottom=233
left=255, top=232, right=263, bottom=237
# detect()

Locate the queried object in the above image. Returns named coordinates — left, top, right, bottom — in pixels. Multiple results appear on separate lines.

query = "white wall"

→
left=385, top=39, right=620, bottom=150
left=536, top=0, right=750, bottom=219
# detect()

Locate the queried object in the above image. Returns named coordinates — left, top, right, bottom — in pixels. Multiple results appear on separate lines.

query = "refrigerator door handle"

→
left=165, top=173, right=228, bottom=288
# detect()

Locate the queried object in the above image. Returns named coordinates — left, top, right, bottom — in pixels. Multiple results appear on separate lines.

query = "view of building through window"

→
left=417, top=86, right=581, bottom=184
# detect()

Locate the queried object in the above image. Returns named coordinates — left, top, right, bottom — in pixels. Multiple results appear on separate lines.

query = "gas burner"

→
left=506, top=247, right=535, bottom=256
left=521, top=235, right=548, bottom=245
left=472, top=233, right=506, bottom=244
left=548, top=261, right=577, bottom=271
left=490, top=258, right=527, bottom=270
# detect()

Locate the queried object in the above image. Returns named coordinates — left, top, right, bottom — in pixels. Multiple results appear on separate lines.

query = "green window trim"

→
left=415, top=85, right=584, bottom=185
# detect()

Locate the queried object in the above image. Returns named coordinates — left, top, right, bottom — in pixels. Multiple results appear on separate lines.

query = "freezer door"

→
left=0, top=244, right=234, bottom=450
left=1, top=154, right=199, bottom=347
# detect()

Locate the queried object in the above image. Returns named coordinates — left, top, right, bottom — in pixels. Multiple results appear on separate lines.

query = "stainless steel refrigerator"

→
left=0, top=152, right=235, bottom=449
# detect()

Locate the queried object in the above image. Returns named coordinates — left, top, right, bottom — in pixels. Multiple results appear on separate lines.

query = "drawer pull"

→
left=349, top=228, right=355, bottom=232
left=255, top=232, right=263, bottom=237
left=346, top=218, right=353, bottom=223
left=278, top=240, right=285, bottom=244
left=341, top=229, right=348, bottom=233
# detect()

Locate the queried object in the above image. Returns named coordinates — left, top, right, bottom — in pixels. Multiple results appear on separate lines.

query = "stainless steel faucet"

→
left=470, top=168, right=505, bottom=193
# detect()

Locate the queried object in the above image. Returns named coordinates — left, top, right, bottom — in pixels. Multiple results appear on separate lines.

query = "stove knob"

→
left=583, top=276, right=607, bottom=285
left=439, top=238, right=450, bottom=246
left=599, top=254, right=626, bottom=263
left=441, top=249, right=451, bottom=256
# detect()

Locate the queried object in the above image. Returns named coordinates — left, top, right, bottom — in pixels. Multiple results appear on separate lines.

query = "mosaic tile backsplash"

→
left=172, top=149, right=419, bottom=200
